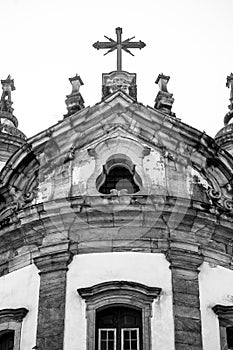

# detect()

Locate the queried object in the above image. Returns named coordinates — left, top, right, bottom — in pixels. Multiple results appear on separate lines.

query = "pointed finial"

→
left=64, top=74, right=85, bottom=118
left=69, top=74, right=84, bottom=94
left=0, top=75, right=16, bottom=115
left=224, top=73, right=233, bottom=125
left=154, top=73, right=175, bottom=116
left=0, top=75, right=26, bottom=145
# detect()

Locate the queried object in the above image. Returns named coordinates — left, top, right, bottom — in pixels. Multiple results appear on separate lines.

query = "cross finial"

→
left=93, top=27, right=146, bottom=71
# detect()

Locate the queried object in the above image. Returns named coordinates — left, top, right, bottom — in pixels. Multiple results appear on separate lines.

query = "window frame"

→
left=98, top=328, right=116, bottom=350
left=0, top=308, right=28, bottom=350
left=213, top=305, right=233, bottom=350
left=121, top=328, right=140, bottom=350
left=78, top=280, right=161, bottom=350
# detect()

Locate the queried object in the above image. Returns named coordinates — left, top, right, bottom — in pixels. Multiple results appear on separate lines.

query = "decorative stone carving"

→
left=102, top=71, right=137, bottom=100
left=224, top=73, right=233, bottom=125
left=0, top=75, right=26, bottom=141
left=208, top=187, right=222, bottom=200
left=154, top=73, right=175, bottom=116
left=64, top=74, right=85, bottom=118
left=0, top=75, right=15, bottom=115
left=64, top=145, right=76, bottom=162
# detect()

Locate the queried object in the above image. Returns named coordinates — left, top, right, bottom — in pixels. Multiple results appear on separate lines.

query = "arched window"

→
left=78, top=281, right=161, bottom=350
left=96, top=306, right=142, bottom=350
left=0, top=330, right=14, bottom=350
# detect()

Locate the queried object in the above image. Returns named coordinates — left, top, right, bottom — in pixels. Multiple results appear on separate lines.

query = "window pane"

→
left=108, top=331, right=114, bottom=340
left=100, top=340, right=106, bottom=350
left=131, top=330, right=137, bottom=339
left=108, top=340, right=114, bottom=350
left=131, top=340, right=138, bottom=350
left=99, top=329, right=116, bottom=350
left=123, top=340, right=130, bottom=350
left=124, top=330, right=130, bottom=340
left=122, top=329, right=139, bottom=350
left=101, top=331, right=107, bottom=340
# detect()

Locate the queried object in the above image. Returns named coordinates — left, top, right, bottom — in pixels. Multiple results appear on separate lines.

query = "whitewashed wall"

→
left=199, top=262, right=233, bottom=350
left=65, top=252, right=174, bottom=350
left=0, top=264, right=40, bottom=350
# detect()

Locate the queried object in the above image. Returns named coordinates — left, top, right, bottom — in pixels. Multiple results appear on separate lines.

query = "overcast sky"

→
left=0, top=0, right=233, bottom=139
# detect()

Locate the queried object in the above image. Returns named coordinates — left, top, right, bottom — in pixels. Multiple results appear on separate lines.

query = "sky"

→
left=0, top=0, right=233, bottom=139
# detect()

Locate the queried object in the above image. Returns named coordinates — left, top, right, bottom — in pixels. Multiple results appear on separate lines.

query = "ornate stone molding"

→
left=78, top=280, right=161, bottom=302
left=102, top=71, right=137, bottom=100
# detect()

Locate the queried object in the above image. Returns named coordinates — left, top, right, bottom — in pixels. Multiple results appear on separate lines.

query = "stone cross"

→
left=93, top=27, right=146, bottom=71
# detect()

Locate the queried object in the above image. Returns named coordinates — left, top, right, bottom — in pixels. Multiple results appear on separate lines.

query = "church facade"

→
left=1, top=28, right=233, bottom=350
